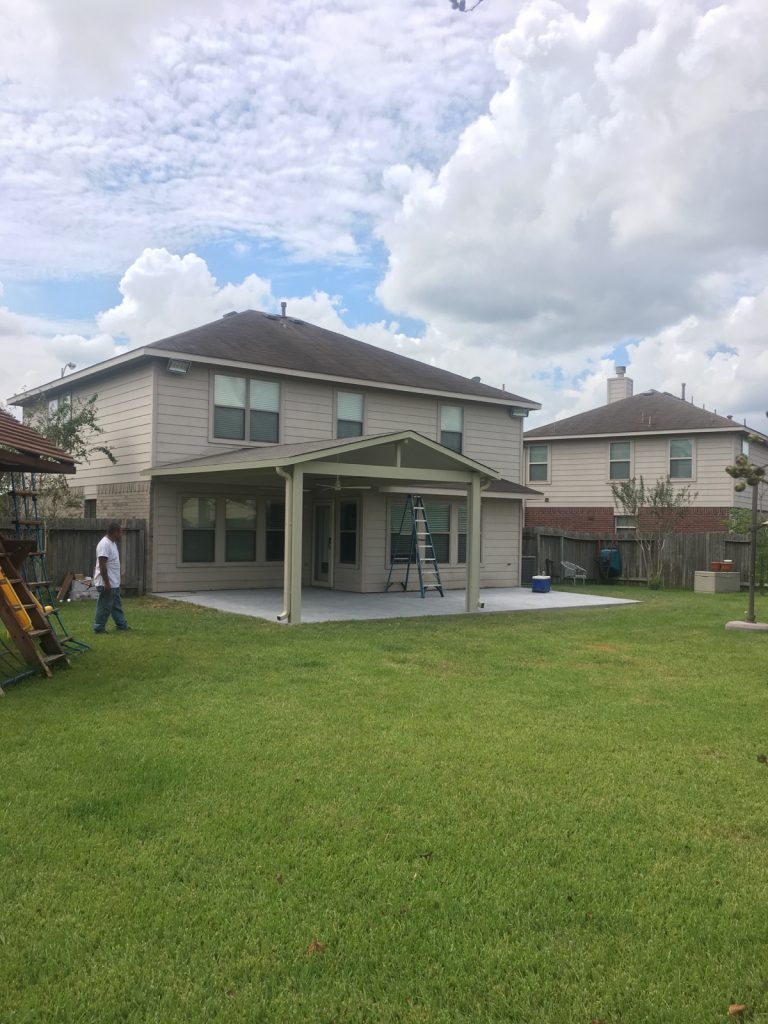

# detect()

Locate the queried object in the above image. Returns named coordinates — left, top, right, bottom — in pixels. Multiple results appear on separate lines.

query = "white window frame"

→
left=668, top=437, right=695, bottom=480
left=178, top=495, right=279, bottom=567
left=526, top=444, right=550, bottom=484
left=210, top=373, right=282, bottom=445
left=608, top=440, right=632, bottom=481
left=439, top=405, right=464, bottom=454
left=336, top=391, right=365, bottom=439
left=614, top=514, right=637, bottom=531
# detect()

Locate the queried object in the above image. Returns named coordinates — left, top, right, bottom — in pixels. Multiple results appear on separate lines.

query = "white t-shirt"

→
left=93, top=536, right=121, bottom=588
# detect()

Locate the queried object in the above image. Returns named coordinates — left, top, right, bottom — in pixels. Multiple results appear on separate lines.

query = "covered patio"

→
left=148, top=430, right=537, bottom=624
left=154, top=585, right=636, bottom=623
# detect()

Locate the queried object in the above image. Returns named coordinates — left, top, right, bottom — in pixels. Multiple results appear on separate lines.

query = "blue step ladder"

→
left=385, top=495, right=444, bottom=598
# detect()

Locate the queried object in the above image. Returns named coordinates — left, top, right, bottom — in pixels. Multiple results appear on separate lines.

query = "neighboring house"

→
left=523, top=367, right=768, bottom=534
left=8, top=310, right=540, bottom=622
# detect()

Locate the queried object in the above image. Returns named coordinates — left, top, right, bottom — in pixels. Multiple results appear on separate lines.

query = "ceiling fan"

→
left=316, top=475, right=372, bottom=492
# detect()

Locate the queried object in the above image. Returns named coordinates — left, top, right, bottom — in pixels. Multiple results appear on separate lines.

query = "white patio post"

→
left=276, top=467, right=293, bottom=622
left=465, top=472, right=482, bottom=613
left=288, top=464, right=304, bottom=623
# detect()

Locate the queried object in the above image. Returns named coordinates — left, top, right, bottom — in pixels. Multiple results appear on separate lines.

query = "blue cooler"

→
left=532, top=575, right=551, bottom=594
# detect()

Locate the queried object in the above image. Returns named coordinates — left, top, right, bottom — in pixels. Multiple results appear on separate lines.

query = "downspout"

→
left=275, top=466, right=292, bottom=622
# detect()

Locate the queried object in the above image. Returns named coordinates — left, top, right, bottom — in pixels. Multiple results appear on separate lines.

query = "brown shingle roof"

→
left=525, top=390, right=757, bottom=439
left=0, top=409, right=76, bottom=473
left=147, top=310, right=538, bottom=406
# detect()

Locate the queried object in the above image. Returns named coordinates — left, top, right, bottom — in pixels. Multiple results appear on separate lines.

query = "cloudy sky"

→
left=1, top=0, right=767, bottom=427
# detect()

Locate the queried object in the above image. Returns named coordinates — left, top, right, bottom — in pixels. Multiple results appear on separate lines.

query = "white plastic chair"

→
left=561, top=560, right=587, bottom=584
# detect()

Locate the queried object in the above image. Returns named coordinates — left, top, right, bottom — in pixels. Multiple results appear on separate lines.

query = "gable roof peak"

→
left=525, top=386, right=755, bottom=440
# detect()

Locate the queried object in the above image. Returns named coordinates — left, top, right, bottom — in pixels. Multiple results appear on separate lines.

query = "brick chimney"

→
left=607, top=365, right=633, bottom=404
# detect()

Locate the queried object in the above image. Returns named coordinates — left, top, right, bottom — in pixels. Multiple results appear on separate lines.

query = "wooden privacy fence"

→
left=523, top=527, right=751, bottom=590
left=0, top=518, right=147, bottom=594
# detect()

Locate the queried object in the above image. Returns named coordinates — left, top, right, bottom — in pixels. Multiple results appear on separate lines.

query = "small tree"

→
left=21, top=396, right=116, bottom=517
left=726, top=509, right=768, bottom=593
left=611, top=476, right=697, bottom=586
left=725, top=443, right=767, bottom=623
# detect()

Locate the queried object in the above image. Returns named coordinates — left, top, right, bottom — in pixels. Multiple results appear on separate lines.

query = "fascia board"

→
left=8, top=348, right=150, bottom=404
left=524, top=427, right=747, bottom=442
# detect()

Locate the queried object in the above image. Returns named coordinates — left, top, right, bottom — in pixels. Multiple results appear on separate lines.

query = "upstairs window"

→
left=249, top=380, right=280, bottom=442
left=527, top=444, right=549, bottom=483
left=609, top=441, right=631, bottom=480
left=440, top=405, right=463, bottom=453
left=669, top=438, right=693, bottom=479
left=213, top=374, right=280, bottom=443
left=337, top=392, right=364, bottom=438
left=48, top=393, right=72, bottom=418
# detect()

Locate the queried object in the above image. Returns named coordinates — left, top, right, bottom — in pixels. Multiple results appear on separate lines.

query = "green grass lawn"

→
left=2, top=588, right=768, bottom=1024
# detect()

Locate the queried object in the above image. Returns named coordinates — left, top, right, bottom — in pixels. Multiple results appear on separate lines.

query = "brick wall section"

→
left=525, top=505, right=731, bottom=533
left=525, top=507, right=616, bottom=532
left=96, top=481, right=151, bottom=520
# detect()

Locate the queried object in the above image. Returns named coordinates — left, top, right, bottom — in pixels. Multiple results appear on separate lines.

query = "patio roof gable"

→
left=147, top=430, right=502, bottom=480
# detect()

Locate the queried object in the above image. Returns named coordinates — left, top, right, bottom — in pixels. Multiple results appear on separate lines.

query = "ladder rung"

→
left=27, top=628, right=51, bottom=637
left=43, top=653, right=68, bottom=664
left=26, top=581, right=50, bottom=588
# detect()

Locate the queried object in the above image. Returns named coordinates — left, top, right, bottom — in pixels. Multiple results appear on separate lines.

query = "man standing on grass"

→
left=93, top=521, right=130, bottom=634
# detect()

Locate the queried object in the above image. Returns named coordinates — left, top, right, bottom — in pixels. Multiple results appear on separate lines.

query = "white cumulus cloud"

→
left=378, top=0, right=768, bottom=360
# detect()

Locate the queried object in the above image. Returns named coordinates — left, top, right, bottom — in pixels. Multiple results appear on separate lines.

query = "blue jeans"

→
left=93, top=586, right=129, bottom=632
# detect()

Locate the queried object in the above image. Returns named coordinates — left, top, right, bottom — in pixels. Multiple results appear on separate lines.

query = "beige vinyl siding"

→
left=464, top=404, right=521, bottom=480
left=479, top=499, right=521, bottom=587
left=154, top=363, right=217, bottom=465
left=154, top=366, right=519, bottom=479
left=525, top=432, right=740, bottom=508
left=68, top=364, right=154, bottom=491
left=364, top=391, right=436, bottom=437
left=282, top=379, right=334, bottom=443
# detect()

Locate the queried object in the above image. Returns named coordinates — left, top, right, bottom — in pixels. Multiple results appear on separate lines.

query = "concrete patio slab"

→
left=154, top=586, right=637, bottom=624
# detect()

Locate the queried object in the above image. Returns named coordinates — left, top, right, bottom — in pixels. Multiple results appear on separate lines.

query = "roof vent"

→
left=471, top=375, right=481, bottom=383
left=263, top=313, right=281, bottom=321
left=281, top=301, right=287, bottom=317
left=222, top=310, right=238, bottom=319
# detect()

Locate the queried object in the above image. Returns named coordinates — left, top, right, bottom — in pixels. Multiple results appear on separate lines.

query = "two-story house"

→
left=9, top=310, right=540, bottom=622
left=523, top=367, right=768, bottom=534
